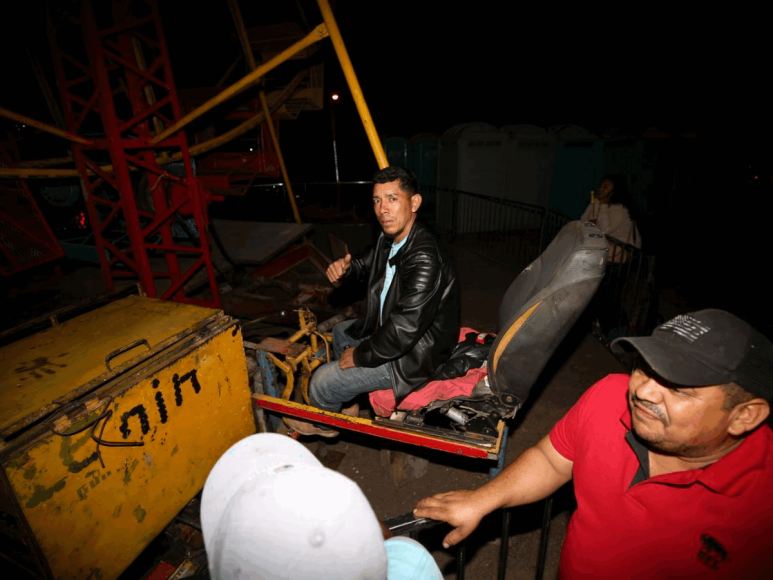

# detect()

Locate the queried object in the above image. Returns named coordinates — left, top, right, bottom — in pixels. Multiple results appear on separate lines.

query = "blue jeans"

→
left=309, top=319, right=393, bottom=412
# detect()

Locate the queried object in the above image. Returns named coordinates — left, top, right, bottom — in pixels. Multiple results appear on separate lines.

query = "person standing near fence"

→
left=582, top=175, right=641, bottom=262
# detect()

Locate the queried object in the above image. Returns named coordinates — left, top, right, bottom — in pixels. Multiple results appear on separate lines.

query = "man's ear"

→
left=728, top=399, right=770, bottom=436
left=411, top=193, right=422, bottom=213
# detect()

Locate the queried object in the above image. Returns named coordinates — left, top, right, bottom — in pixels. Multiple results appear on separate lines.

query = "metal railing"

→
left=430, top=186, right=571, bottom=273
left=593, top=235, right=658, bottom=345
left=256, top=181, right=660, bottom=345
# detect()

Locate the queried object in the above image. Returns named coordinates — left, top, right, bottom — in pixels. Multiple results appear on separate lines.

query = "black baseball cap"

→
left=611, top=309, right=773, bottom=402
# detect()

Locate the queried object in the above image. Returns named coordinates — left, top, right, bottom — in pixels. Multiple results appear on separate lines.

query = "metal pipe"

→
left=216, top=54, right=243, bottom=87
left=227, top=0, right=258, bottom=70
left=151, top=23, right=329, bottom=144
left=17, top=156, right=74, bottom=168
left=164, top=67, right=307, bottom=162
left=226, top=0, right=301, bottom=223
left=0, top=106, right=93, bottom=146
left=536, top=496, right=553, bottom=580
left=315, top=0, right=388, bottom=169
left=0, top=167, right=81, bottom=178
left=456, top=544, right=466, bottom=580
left=498, top=509, right=510, bottom=580
left=26, top=47, right=66, bottom=130
left=260, top=91, right=301, bottom=223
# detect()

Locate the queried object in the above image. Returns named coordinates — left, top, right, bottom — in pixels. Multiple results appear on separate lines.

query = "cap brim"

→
left=611, top=335, right=730, bottom=386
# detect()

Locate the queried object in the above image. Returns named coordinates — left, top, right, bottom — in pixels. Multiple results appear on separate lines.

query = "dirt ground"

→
left=283, top=243, right=626, bottom=580
left=2, top=225, right=626, bottom=579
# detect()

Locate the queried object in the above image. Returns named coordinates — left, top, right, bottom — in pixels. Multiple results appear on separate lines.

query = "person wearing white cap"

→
left=415, top=309, right=773, bottom=578
left=201, top=433, right=444, bottom=579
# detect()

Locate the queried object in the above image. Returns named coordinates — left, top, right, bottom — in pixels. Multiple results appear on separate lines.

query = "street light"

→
left=330, top=92, right=340, bottom=185
left=329, top=92, right=344, bottom=211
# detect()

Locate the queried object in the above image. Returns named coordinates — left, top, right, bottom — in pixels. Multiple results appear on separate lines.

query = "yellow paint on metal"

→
left=0, top=106, right=94, bottom=145
left=255, top=395, right=504, bottom=457
left=151, top=23, right=330, bottom=144
left=0, top=167, right=81, bottom=178
left=491, top=301, right=541, bottom=371
left=257, top=310, right=330, bottom=403
left=259, top=90, right=301, bottom=223
left=227, top=0, right=302, bottom=223
left=1, top=296, right=217, bottom=435
left=316, top=0, right=388, bottom=169
left=1, top=300, right=254, bottom=580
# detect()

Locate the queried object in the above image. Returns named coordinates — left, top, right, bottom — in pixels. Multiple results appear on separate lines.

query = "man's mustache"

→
left=631, top=393, right=668, bottom=425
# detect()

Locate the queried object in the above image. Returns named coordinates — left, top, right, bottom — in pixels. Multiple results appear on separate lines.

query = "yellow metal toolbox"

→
left=0, top=295, right=255, bottom=579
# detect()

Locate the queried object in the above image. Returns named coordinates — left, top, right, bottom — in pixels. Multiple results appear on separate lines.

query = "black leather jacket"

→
left=345, top=220, right=460, bottom=403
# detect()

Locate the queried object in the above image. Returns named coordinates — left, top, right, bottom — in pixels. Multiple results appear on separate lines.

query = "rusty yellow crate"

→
left=0, top=295, right=255, bottom=579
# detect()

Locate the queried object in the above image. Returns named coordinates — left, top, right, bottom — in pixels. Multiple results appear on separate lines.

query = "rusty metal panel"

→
left=0, top=298, right=255, bottom=579
left=0, top=295, right=218, bottom=437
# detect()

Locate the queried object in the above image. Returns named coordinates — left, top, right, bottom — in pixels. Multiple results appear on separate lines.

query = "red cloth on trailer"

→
left=369, top=327, right=491, bottom=417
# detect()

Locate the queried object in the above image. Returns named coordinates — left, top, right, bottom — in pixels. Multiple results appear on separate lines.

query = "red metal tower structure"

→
left=0, top=146, right=65, bottom=276
left=48, top=0, right=221, bottom=307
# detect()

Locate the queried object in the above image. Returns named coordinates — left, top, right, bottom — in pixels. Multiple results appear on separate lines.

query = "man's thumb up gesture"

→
left=326, top=253, right=351, bottom=283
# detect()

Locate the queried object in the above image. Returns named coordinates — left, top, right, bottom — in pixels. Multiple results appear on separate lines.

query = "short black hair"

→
left=721, top=382, right=757, bottom=410
left=373, top=166, right=419, bottom=195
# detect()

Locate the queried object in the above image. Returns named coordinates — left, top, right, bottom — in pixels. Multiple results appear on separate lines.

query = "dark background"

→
left=1, top=0, right=770, bottom=330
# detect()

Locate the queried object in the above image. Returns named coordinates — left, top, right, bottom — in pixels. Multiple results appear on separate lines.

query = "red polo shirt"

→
left=550, top=374, right=773, bottom=579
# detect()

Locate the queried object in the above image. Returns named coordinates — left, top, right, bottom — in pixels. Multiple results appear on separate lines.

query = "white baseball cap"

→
left=201, top=433, right=388, bottom=580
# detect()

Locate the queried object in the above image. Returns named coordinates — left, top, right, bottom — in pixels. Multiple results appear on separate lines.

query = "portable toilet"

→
left=383, top=136, right=409, bottom=168
left=437, top=122, right=505, bottom=196
left=501, top=125, right=556, bottom=209
left=408, top=133, right=439, bottom=220
left=437, top=123, right=506, bottom=234
left=548, top=125, right=604, bottom=219
left=408, top=133, right=439, bottom=187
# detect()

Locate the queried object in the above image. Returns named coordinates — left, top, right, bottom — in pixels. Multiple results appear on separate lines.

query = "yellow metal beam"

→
left=17, top=156, right=74, bottom=168
left=259, top=91, right=301, bottom=223
left=0, top=168, right=81, bottom=178
left=227, top=0, right=302, bottom=223
left=227, top=0, right=259, bottom=71
left=151, top=23, right=330, bottom=144
left=0, top=113, right=268, bottom=178
left=0, top=106, right=94, bottom=146
left=316, top=0, right=388, bottom=169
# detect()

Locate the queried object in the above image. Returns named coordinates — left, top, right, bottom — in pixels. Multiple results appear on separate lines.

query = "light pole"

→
left=330, top=91, right=341, bottom=209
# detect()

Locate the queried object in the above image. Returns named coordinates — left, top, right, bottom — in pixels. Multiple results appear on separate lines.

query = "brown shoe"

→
left=284, top=417, right=339, bottom=438
left=341, top=403, right=360, bottom=417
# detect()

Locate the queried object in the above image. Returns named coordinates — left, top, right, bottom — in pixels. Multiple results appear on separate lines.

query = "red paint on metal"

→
left=48, top=1, right=220, bottom=307
left=254, top=397, right=498, bottom=460
left=0, top=148, right=65, bottom=275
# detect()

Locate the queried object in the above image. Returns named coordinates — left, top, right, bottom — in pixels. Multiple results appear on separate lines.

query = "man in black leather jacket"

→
left=286, top=167, right=459, bottom=437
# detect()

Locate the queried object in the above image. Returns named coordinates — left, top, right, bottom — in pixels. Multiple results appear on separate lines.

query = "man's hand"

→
left=326, top=253, right=351, bottom=284
left=413, top=490, right=488, bottom=548
left=338, top=346, right=356, bottom=369
left=414, top=437, right=573, bottom=549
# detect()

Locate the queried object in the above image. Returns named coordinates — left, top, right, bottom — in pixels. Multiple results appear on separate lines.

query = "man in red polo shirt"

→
left=414, top=310, right=773, bottom=578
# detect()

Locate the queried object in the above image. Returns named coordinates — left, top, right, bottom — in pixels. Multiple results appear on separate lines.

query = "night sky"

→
left=1, top=1, right=770, bottom=327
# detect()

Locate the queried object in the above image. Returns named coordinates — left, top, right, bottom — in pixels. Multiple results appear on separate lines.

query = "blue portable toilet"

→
left=408, top=133, right=439, bottom=219
left=408, top=133, right=439, bottom=187
left=548, top=125, right=604, bottom=219
left=383, top=136, right=409, bottom=168
left=501, top=125, right=556, bottom=209
left=602, top=134, right=652, bottom=215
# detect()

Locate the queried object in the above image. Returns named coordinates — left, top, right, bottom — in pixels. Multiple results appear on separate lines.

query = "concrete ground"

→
left=298, top=242, right=626, bottom=580
left=1, top=224, right=626, bottom=579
